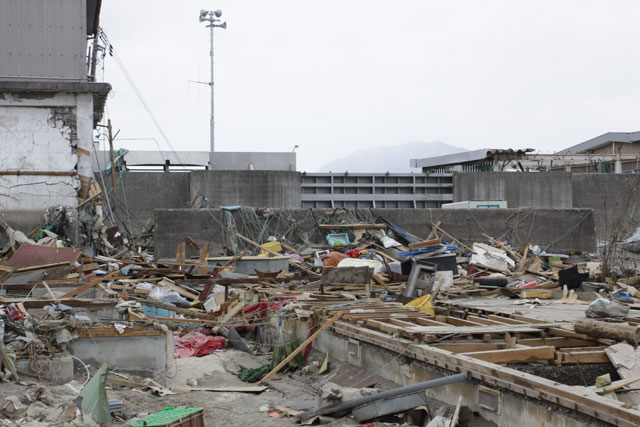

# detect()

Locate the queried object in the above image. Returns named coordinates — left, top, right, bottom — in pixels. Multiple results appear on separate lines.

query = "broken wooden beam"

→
left=257, top=313, right=342, bottom=385
left=462, top=346, right=556, bottom=363
left=574, top=319, right=640, bottom=345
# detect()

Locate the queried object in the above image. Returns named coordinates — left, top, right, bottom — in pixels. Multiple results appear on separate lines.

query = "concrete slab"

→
left=71, top=331, right=173, bottom=384
left=14, top=354, right=74, bottom=384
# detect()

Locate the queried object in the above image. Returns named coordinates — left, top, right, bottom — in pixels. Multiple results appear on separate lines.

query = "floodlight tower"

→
left=199, top=9, right=226, bottom=152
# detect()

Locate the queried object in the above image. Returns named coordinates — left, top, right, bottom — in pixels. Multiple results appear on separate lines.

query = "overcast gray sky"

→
left=99, top=1, right=640, bottom=172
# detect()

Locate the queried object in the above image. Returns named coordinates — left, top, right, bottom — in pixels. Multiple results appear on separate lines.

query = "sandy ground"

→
left=112, top=349, right=368, bottom=426
left=0, top=349, right=494, bottom=426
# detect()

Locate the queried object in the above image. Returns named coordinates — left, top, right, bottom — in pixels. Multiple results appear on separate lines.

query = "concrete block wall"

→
left=95, top=170, right=301, bottom=237
left=154, top=207, right=596, bottom=259
left=453, top=172, right=573, bottom=209
left=209, top=151, right=296, bottom=171
left=453, top=172, right=640, bottom=239
left=189, top=170, right=301, bottom=208
left=110, top=171, right=191, bottom=234
left=571, top=173, right=640, bottom=239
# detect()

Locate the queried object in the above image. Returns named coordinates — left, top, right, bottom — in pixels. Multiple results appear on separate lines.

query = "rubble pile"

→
left=2, top=207, right=640, bottom=426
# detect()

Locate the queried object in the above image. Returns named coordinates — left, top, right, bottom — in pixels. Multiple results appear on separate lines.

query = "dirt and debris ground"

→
left=0, top=349, right=494, bottom=426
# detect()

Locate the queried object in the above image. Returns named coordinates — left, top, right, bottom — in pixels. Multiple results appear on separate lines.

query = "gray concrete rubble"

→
left=1, top=204, right=640, bottom=426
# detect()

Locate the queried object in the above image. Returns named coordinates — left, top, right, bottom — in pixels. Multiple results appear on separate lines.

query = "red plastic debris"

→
left=173, top=331, right=225, bottom=358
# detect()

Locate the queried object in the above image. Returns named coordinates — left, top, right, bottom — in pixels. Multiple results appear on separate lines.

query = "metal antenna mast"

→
left=198, top=9, right=226, bottom=152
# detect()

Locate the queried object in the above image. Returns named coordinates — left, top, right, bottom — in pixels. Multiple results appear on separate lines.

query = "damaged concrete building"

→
left=0, top=0, right=110, bottom=210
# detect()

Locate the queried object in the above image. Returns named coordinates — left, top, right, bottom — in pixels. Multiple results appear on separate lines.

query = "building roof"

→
left=410, top=148, right=532, bottom=169
left=557, top=131, right=640, bottom=155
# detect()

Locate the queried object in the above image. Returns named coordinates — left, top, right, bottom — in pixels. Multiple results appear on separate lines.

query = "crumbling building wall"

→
left=0, top=92, right=84, bottom=209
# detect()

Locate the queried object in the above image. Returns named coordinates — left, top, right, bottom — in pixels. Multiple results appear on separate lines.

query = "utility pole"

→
left=107, top=119, right=117, bottom=209
left=199, top=9, right=227, bottom=153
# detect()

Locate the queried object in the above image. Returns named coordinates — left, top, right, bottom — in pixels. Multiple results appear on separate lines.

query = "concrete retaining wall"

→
left=71, top=333, right=172, bottom=384
left=571, top=173, right=640, bottom=239
left=97, top=170, right=301, bottom=237
left=154, top=207, right=596, bottom=259
left=453, top=172, right=640, bottom=239
left=210, top=151, right=296, bottom=171
left=453, top=172, right=573, bottom=209
left=111, top=171, right=191, bottom=235
left=189, top=170, right=301, bottom=208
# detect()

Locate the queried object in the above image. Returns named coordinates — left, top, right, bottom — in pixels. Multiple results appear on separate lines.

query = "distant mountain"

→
left=317, top=141, right=468, bottom=173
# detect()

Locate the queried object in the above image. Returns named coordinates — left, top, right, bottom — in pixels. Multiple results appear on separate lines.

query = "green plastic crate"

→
left=128, top=407, right=204, bottom=427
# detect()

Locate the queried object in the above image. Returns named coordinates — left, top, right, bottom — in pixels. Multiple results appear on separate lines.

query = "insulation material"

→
left=471, top=243, right=515, bottom=272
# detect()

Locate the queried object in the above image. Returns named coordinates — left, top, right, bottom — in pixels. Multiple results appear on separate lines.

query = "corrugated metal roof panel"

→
left=0, top=0, right=87, bottom=81
left=557, top=131, right=640, bottom=154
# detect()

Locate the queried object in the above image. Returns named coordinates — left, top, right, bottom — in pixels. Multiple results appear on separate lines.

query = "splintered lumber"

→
left=450, top=396, right=463, bottom=427
left=600, top=375, right=640, bottom=394
left=401, top=323, right=563, bottom=336
left=257, top=313, right=342, bottom=385
left=197, top=241, right=210, bottom=275
left=462, top=346, right=556, bottom=363
left=156, top=278, right=199, bottom=301
left=408, top=238, right=443, bottom=250
left=59, top=272, right=116, bottom=298
left=432, top=223, right=472, bottom=252
left=560, top=350, right=609, bottom=364
left=574, top=319, right=640, bottom=345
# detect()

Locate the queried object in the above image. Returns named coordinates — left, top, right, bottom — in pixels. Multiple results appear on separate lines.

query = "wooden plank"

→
left=465, top=315, right=504, bottom=326
left=560, top=350, right=609, bottom=364
left=601, top=375, right=640, bottom=394
left=486, top=315, right=527, bottom=325
left=256, top=313, right=342, bottom=385
left=517, top=246, right=529, bottom=273
left=403, top=324, right=560, bottom=336
left=156, top=278, right=199, bottom=301
left=549, top=328, right=616, bottom=346
left=59, top=272, right=116, bottom=298
left=388, top=318, right=422, bottom=329
left=434, top=342, right=507, bottom=353
left=437, top=316, right=485, bottom=327
left=414, top=317, right=449, bottom=327
left=0, top=298, right=116, bottom=309
left=463, top=346, right=557, bottom=363
left=280, top=241, right=300, bottom=254
left=370, top=248, right=399, bottom=263
left=366, top=319, right=404, bottom=336
left=518, top=337, right=597, bottom=348
left=408, top=238, right=443, bottom=250
left=197, top=241, right=210, bottom=275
